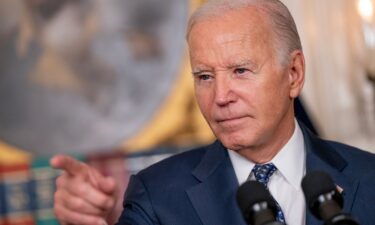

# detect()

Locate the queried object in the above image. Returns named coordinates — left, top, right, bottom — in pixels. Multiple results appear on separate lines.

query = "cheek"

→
left=261, top=79, right=291, bottom=116
left=235, top=83, right=259, bottom=108
left=239, top=77, right=288, bottom=115
left=195, top=89, right=213, bottom=117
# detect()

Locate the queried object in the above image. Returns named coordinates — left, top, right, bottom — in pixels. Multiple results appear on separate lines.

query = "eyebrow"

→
left=192, top=69, right=212, bottom=76
left=227, top=60, right=257, bottom=70
left=192, top=60, right=258, bottom=76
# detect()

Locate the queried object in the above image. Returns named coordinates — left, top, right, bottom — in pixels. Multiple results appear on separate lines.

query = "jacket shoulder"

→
left=136, top=144, right=210, bottom=183
left=326, top=141, right=375, bottom=178
left=326, top=140, right=375, bottom=173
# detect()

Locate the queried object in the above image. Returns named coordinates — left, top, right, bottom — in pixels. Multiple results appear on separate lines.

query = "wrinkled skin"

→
left=188, top=7, right=304, bottom=163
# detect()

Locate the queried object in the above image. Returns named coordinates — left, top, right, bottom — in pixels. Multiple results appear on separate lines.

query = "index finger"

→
left=50, top=154, right=86, bottom=176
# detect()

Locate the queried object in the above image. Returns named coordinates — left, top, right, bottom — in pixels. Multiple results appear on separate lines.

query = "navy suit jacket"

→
left=116, top=125, right=375, bottom=225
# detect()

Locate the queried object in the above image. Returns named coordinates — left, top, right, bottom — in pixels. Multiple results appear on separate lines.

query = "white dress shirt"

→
left=228, top=121, right=306, bottom=225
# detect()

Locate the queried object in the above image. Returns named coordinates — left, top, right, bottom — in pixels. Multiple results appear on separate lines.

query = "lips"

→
left=216, top=116, right=247, bottom=123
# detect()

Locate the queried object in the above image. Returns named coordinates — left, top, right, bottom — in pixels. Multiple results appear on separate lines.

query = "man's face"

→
left=188, top=8, right=299, bottom=153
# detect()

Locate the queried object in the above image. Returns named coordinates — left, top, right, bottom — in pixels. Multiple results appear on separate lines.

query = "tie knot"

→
left=252, top=163, right=277, bottom=186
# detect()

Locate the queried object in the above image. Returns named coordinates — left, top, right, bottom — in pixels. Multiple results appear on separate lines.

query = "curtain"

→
left=284, top=0, right=375, bottom=152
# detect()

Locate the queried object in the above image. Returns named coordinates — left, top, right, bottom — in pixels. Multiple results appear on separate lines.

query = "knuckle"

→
left=53, top=204, right=66, bottom=221
left=103, top=197, right=115, bottom=209
left=98, top=196, right=113, bottom=209
left=54, top=191, right=63, bottom=204
left=69, top=198, right=86, bottom=210
left=75, top=184, right=87, bottom=196
left=55, top=175, right=66, bottom=188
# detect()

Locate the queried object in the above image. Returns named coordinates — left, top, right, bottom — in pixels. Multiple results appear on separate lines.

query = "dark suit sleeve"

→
left=115, top=175, right=161, bottom=225
left=351, top=170, right=375, bottom=225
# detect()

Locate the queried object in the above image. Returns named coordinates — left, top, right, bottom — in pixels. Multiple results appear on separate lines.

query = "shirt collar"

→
left=272, top=121, right=306, bottom=189
left=228, top=120, right=306, bottom=189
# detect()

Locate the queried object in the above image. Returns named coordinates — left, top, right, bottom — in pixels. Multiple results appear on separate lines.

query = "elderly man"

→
left=51, top=0, right=375, bottom=225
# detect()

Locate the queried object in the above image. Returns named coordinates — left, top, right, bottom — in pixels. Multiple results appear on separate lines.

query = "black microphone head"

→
left=237, top=180, right=277, bottom=223
left=301, top=171, right=337, bottom=207
left=301, top=171, right=344, bottom=219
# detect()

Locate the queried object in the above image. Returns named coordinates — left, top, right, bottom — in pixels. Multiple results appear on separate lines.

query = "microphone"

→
left=301, top=171, right=359, bottom=225
left=237, top=180, right=285, bottom=225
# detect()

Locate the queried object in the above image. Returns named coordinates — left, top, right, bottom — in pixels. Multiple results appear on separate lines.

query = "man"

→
left=51, top=0, right=375, bottom=225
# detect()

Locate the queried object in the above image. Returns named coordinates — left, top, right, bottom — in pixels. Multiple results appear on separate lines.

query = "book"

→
left=0, top=163, right=35, bottom=225
left=30, top=156, right=60, bottom=225
left=0, top=166, right=7, bottom=225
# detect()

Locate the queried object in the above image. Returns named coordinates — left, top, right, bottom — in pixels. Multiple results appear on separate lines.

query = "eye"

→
left=234, top=68, right=248, bottom=75
left=199, top=74, right=212, bottom=81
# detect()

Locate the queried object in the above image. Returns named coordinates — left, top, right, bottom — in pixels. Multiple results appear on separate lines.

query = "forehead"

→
left=187, top=7, right=275, bottom=67
left=188, top=6, right=271, bottom=40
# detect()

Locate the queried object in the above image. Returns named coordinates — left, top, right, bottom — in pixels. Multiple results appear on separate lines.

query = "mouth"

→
left=216, top=116, right=247, bottom=124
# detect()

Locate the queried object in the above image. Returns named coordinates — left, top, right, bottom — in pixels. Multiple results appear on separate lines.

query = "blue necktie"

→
left=252, top=163, right=286, bottom=224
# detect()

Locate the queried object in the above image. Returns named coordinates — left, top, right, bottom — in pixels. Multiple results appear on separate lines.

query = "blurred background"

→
left=0, top=0, right=374, bottom=224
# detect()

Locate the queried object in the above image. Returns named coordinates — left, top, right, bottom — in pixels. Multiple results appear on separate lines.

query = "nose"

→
left=214, top=74, right=237, bottom=106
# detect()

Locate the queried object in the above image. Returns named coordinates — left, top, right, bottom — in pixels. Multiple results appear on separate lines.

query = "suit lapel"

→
left=185, top=125, right=361, bottom=225
left=186, top=142, right=246, bottom=225
left=301, top=125, right=360, bottom=225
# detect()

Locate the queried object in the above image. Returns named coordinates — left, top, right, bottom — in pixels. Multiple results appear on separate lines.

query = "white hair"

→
left=187, top=0, right=302, bottom=65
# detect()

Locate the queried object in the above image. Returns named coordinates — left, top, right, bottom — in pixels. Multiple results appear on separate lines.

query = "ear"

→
left=288, top=50, right=305, bottom=98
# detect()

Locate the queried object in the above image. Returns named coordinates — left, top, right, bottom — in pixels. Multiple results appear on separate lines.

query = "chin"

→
left=217, top=132, right=251, bottom=151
